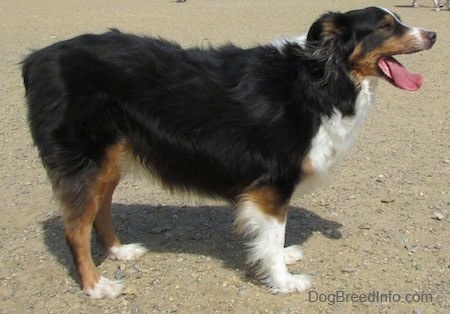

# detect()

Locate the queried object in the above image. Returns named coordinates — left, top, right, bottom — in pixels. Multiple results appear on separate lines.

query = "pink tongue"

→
left=378, top=57, right=423, bottom=91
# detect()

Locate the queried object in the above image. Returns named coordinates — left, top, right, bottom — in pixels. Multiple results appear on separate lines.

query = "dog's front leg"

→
left=235, top=187, right=311, bottom=293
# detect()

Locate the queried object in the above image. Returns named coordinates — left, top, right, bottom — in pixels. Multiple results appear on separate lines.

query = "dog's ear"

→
left=307, top=12, right=353, bottom=42
left=304, top=12, right=357, bottom=87
left=306, top=12, right=355, bottom=57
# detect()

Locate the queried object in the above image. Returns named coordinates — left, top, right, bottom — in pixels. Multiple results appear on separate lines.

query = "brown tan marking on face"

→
left=349, top=14, right=429, bottom=83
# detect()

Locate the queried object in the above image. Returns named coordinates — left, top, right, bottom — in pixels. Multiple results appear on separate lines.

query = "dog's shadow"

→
left=42, top=204, right=342, bottom=283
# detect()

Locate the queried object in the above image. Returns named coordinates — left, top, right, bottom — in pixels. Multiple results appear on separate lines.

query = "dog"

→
left=22, top=7, right=436, bottom=299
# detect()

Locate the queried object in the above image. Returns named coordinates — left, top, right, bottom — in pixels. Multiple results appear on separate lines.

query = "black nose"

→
left=428, top=31, right=437, bottom=44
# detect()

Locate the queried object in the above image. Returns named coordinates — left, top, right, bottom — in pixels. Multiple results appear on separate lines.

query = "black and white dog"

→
left=22, top=7, right=436, bottom=298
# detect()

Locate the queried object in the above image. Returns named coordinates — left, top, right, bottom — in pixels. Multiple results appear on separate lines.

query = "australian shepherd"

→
left=22, top=7, right=436, bottom=298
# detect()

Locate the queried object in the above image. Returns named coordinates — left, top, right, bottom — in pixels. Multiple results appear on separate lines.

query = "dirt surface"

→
left=0, top=0, right=448, bottom=313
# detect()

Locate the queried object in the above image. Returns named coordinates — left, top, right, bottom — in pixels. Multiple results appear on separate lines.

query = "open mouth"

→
left=377, top=56, right=423, bottom=91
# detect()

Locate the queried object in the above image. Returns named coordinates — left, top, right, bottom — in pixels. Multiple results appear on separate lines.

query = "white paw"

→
left=109, top=243, right=147, bottom=261
left=270, top=274, right=312, bottom=294
left=283, top=245, right=304, bottom=265
left=86, top=276, right=124, bottom=299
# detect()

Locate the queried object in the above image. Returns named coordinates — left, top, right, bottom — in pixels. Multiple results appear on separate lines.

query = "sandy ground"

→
left=0, top=0, right=449, bottom=313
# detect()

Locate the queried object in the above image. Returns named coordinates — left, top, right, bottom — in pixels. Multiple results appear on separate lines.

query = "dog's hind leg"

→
left=94, top=178, right=147, bottom=262
left=235, top=187, right=311, bottom=294
left=64, top=186, right=124, bottom=299
left=62, top=141, right=145, bottom=299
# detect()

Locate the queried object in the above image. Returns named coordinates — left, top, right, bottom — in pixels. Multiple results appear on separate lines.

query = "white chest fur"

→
left=296, top=78, right=378, bottom=195
left=271, top=36, right=378, bottom=189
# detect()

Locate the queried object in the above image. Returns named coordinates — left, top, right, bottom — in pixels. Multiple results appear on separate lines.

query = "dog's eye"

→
left=380, top=21, right=394, bottom=31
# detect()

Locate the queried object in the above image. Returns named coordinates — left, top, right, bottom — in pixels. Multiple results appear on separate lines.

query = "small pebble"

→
left=149, top=226, right=171, bottom=234
left=237, top=287, right=246, bottom=297
left=114, top=269, right=126, bottom=280
left=433, top=212, right=444, bottom=220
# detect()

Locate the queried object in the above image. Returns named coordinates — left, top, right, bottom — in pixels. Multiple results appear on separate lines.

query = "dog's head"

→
left=306, top=6, right=436, bottom=90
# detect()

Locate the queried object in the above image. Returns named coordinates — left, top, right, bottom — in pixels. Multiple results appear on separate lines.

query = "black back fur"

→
left=22, top=18, right=362, bottom=208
